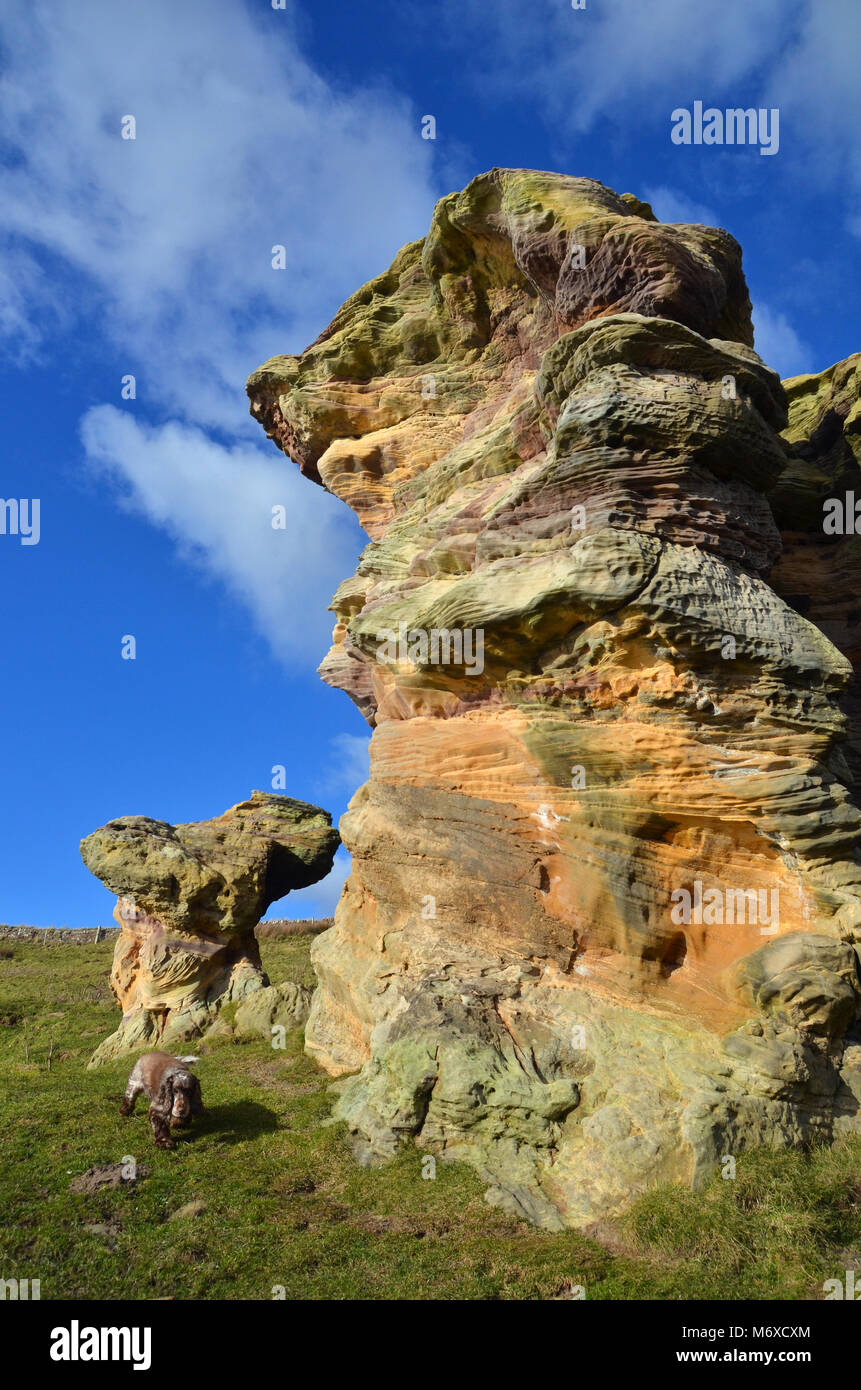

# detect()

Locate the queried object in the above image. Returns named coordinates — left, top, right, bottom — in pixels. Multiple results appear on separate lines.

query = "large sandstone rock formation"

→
left=247, top=169, right=861, bottom=1228
left=82, top=791, right=339, bottom=1065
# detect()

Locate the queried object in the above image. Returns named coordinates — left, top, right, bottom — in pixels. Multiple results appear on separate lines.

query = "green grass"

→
left=1, top=932, right=860, bottom=1300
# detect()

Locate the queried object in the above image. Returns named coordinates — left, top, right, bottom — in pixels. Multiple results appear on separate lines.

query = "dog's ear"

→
left=152, top=1072, right=174, bottom=1118
left=148, top=1074, right=176, bottom=1148
left=191, top=1074, right=204, bottom=1114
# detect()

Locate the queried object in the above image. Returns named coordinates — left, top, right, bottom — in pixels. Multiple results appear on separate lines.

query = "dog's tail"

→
left=176, top=1055, right=200, bottom=1067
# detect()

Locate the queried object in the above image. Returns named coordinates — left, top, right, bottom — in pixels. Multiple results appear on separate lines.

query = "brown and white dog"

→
left=120, top=1052, right=205, bottom=1149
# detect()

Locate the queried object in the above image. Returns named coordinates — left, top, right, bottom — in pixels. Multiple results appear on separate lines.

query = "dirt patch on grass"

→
left=70, top=1162, right=150, bottom=1195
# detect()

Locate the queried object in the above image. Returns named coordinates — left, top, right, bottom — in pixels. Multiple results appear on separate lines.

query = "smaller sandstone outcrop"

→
left=81, top=792, right=339, bottom=1065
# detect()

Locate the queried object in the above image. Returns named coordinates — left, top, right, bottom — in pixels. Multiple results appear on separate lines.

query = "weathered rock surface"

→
left=231, top=980, right=313, bottom=1038
left=248, top=169, right=861, bottom=1228
left=768, top=353, right=861, bottom=798
left=81, top=791, right=338, bottom=1065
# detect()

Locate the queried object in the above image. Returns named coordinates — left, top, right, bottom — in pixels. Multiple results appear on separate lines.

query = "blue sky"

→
left=0, top=0, right=859, bottom=925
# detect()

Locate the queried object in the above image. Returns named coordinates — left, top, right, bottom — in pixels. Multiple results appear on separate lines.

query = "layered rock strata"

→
left=82, top=791, right=338, bottom=1064
left=769, top=355, right=861, bottom=797
left=247, top=169, right=861, bottom=1228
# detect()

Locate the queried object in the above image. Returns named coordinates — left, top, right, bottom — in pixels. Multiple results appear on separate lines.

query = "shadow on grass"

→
left=187, top=1100, right=279, bottom=1146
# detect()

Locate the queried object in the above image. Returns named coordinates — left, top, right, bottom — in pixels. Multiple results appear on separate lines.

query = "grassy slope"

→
left=1, top=932, right=860, bottom=1301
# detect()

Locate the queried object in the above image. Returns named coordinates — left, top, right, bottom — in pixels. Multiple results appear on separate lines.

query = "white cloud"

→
left=751, top=303, right=813, bottom=379
left=642, top=186, right=720, bottom=228
left=320, top=732, right=371, bottom=796
left=0, top=0, right=439, bottom=660
left=445, top=0, right=861, bottom=235
left=443, top=0, right=790, bottom=133
left=80, top=406, right=360, bottom=660
left=0, top=243, right=62, bottom=361
left=762, top=0, right=861, bottom=222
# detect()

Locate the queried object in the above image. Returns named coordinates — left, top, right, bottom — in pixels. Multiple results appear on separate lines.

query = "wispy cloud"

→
left=437, top=0, right=791, bottom=134
left=751, top=304, right=814, bottom=380
left=762, top=0, right=861, bottom=229
left=0, top=0, right=439, bottom=661
left=81, top=407, right=361, bottom=660
left=439, top=0, right=861, bottom=235
left=319, top=732, right=371, bottom=797
left=642, top=186, right=720, bottom=228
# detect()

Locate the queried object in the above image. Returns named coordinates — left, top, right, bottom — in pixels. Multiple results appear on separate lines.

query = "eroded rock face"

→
left=82, top=791, right=339, bottom=1065
left=769, top=354, right=861, bottom=798
left=247, top=169, right=861, bottom=1228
